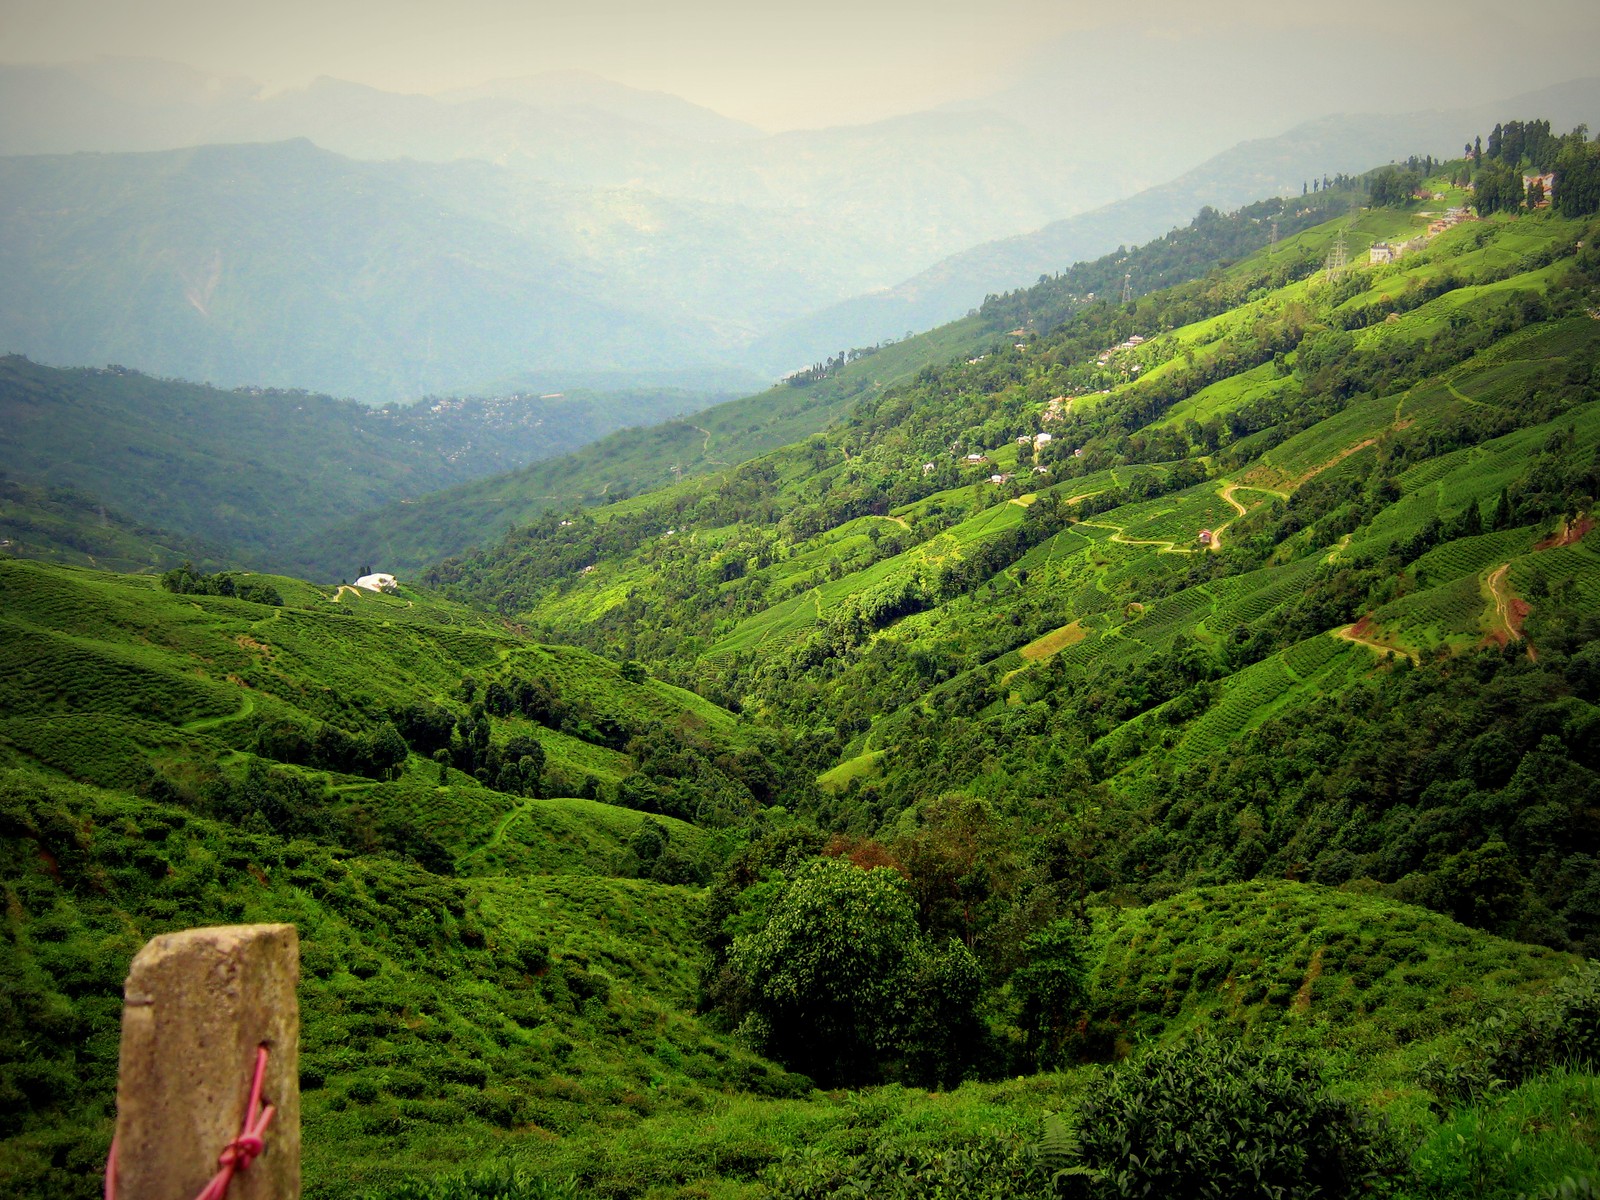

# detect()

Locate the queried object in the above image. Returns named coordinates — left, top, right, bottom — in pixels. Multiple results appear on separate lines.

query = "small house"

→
left=1523, top=173, right=1556, bottom=207
left=354, top=572, right=399, bottom=593
left=1034, top=432, right=1053, bottom=446
left=1196, top=530, right=1213, bottom=547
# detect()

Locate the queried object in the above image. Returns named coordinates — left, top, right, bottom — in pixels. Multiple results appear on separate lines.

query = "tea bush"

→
left=1074, top=1035, right=1405, bottom=1199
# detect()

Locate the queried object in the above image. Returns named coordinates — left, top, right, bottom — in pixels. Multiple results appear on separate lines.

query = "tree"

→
left=726, top=858, right=979, bottom=1086
left=1012, top=918, right=1090, bottom=1068
left=362, top=721, right=409, bottom=779
left=1367, top=165, right=1422, bottom=207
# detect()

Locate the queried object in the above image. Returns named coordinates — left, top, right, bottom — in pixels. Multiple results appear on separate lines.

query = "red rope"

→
left=105, top=1044, right=276, bottom=1200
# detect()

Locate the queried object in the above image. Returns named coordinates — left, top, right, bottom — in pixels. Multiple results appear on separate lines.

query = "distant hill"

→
left=0, top=59, right=759, bottom=157
left=0, top=140, right=814, bottom=401
left=0, top=477, right=224, bottom=573
left=8, top=62, right=1595, bottom=397
left=437, top=69, right=764, bottom=143
left=0, top=356, right=736, bottom=572
left=750, top=77, right=1600, bottom=371
left=0, top=130, right=1088, bottom=400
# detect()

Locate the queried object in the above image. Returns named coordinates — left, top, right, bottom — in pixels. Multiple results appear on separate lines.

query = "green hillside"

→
left=0, top=476, right=225, bottom=573
left=428, top=149, right=1600, bottom=954
left=1, top=551, right=1590, bottom=1196
left=0, top=356, right=724, bottom=575
left=0, top=556, right=830, bottom=1195
left=7, top=134, right=1600, bottom=1200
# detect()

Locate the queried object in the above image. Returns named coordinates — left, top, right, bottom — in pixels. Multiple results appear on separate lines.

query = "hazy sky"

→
left=4, top=0, right=1599, bottom=130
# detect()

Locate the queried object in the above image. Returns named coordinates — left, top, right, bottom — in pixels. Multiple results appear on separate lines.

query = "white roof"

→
left=354, top=573, right=397, bottom=591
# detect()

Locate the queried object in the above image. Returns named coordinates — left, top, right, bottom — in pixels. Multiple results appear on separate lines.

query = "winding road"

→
left=1333, top=625, right=1418, bottom=664
left=1485, top=563, right=1537, bottom=660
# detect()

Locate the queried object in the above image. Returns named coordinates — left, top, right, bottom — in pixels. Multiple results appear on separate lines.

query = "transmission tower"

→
left=1324, top=225, right=1349, bottom=280
left=1120, top=272, right=1133, bottom=304
left=1269, top=217, right=1279, bottom=252
left=671, top=461, right=683, bottom=485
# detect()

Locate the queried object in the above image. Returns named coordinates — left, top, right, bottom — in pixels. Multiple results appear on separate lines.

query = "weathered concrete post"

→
left=112, top=923, right=301, bottom=1200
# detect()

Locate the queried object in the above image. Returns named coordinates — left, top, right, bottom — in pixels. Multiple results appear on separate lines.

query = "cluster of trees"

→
left=159, top=561, right=282, bottom=606
left=143, top=757, right=455, bottom=872
left=1484, top=119, right=1560, bottom=168
left=1472, top=122, right=1600, bottom=217
left=386, top=693, right=559, bottom=795
left=783, top=344, right=883, bottom=388
left=701, top=809, right=1074, bottom=1088
left=1367, top=165, right=1425, bottom=207
left=253, top=718, right=409, bottom=780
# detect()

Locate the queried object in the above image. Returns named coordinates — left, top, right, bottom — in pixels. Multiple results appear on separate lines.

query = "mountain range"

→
left=3, top=58, right=1598, bottom=401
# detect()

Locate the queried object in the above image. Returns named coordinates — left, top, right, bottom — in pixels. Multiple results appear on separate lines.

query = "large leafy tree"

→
left=726, top=857, right=980, bottom=1086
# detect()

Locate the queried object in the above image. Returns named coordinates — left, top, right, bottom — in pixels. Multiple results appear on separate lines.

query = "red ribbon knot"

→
left=105, top=1043, right=277, bottom=1200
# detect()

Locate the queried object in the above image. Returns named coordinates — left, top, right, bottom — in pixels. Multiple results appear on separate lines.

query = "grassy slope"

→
left=0, top=558, right=754, bottom=834
left=0, top=557, right=804, bottom=1197
left=2, top=762, right=1584, bottom=1199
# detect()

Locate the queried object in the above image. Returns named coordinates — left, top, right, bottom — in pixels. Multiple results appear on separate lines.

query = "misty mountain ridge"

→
left=0, top=58, right=759, bottom=155
left=757, top=75, right=1600, bottom=369
left=2, top=58, right=1597, bottom=403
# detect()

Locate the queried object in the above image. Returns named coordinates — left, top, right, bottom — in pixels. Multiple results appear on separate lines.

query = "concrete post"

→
left=112, top=924, right=301, bottom=1200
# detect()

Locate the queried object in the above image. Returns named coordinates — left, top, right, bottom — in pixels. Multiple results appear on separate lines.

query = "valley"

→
left=3, top=120, right=1600, bottom=1200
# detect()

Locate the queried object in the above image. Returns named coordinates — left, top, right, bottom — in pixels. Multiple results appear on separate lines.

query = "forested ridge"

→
left=4, top=130, right=1600, bottom=1200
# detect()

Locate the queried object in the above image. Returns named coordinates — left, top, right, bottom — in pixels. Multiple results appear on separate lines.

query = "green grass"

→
left=1168, top=636, right=1361, bottom=763
left=1410, top=1070, right=1600, bottom=1199
left=462, top=798, right=711, bottom=877
left=0, top=556, right=758, bottom=839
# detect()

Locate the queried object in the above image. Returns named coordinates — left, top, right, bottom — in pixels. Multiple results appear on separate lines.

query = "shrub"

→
left=770, top=1133, right=1047, bottom=1200
left=1074, top=1034, right=1405, bottom=1199
left=725, top=858, right=982, bottom=1087
left=1420, top=961, right=1600, bottom=1103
